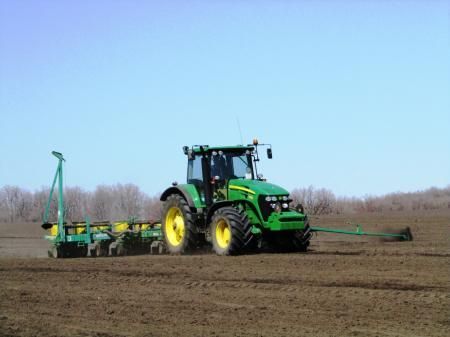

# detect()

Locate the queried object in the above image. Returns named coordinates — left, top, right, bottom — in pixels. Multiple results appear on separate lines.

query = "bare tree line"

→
left=0, top=184, right=161, bottom=223
left=291, top=185, right=450, bottom=215
left=0, top=184, right=449, bottom=223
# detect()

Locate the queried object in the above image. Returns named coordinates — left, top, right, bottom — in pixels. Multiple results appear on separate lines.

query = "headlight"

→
left=282, top=203, right=289, bottom=209
left=282, top=196, right=288, bottom=201
left=271, top=196, right=277, bottom=201
left=265, top=196, right=271, bottom=202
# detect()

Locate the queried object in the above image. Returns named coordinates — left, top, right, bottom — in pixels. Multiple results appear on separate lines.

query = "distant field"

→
left=0, top=222, right=50, bottom=257
left=0, top=210, right=449, bottom=337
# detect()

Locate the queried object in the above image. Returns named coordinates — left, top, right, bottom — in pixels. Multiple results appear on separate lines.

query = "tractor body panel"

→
left=226, top=179, right=307, bottom=232
left=265, top=211, right=307, bottom=231
left=228, top=179, right=288, bottom=196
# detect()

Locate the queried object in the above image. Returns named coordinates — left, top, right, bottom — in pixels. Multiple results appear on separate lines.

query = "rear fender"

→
left=160, top=186, right=199, bottom=209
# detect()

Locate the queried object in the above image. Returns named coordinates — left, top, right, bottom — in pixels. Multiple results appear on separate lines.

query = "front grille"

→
left=258, top=195, right=273, bottom=221
left=258, top=195, right=292, bottom=221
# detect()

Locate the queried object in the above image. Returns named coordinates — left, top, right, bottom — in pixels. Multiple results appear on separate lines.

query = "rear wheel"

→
left=210, top=207, right=253, bottom=256
left=162, top=194, right=197, bottom=254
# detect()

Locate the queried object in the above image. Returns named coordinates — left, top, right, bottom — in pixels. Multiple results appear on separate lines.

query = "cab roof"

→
left=190, top=145, right=254, bottom=154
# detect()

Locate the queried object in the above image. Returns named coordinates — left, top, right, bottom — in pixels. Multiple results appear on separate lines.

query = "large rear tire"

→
left=210, top=207, right=253, bottom=256
left=161, top=194, right=197, bottom=254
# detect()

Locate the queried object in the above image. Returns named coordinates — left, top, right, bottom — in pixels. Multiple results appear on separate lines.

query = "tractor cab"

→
left=185, top=145, right=257, bottom=204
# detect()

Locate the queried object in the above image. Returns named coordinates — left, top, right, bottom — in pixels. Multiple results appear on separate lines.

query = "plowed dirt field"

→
left=0, top=211, right=449, bottom=337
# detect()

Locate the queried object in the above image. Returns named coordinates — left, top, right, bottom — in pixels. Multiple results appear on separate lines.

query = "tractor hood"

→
left=228, top=179, right=289, bottom=196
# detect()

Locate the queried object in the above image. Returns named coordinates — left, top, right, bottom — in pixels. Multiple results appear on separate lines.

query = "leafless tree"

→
left=143, top=195, right=162, bottom=221
left=31, top=187, right=56, bottom=222
left=114, top=183, right=144, bottom=219
left=0, top=185, right=32, bottom=222
left=64, top=186, right=89, bottom=222
left=291, top=185, right=335, bottom=215
left=91, top=185, right=115, bottom=221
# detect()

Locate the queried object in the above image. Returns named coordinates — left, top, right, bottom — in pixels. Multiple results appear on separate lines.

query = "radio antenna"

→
left=236, top=117, right=244, bottom=145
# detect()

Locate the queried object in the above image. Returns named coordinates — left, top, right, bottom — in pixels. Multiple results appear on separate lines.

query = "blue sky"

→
left=0, top=1, right=449, bottom=197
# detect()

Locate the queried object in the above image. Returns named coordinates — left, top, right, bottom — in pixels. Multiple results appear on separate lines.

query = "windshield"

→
left=210, top=152, right=253, bottom=180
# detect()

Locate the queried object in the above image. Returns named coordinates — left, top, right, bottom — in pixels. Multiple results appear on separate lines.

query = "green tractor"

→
left=160, top=140, right=312, bottom=255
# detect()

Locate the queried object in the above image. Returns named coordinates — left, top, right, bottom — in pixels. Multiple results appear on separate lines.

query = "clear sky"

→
left=0, top=0, right=449, bottom=198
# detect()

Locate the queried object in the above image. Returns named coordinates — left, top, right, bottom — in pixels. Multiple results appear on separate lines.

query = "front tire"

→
left=161, top=194, right=197, bottom=254
left=210, top=207, right=253, bottom=256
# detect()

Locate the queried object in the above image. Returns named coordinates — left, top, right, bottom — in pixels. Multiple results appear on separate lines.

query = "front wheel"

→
left=210, top=207, right=253, bottom=256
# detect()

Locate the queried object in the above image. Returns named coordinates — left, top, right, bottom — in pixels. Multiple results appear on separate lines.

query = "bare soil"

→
left=0, top=210, right=449, bottom=337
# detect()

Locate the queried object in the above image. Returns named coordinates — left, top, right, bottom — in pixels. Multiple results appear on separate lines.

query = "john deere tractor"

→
left=160, top=140, right=312, bottom=255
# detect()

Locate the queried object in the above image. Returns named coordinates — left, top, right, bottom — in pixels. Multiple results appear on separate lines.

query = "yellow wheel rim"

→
left=215, top=219, right=231, bottom=249
left=165, top=207, right=185, bottom=246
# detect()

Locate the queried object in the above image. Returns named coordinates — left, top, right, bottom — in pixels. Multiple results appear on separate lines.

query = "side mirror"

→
left=267, top=148, right=272, bottom=159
